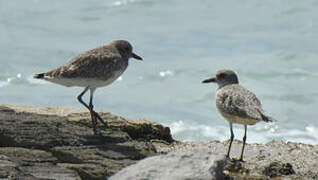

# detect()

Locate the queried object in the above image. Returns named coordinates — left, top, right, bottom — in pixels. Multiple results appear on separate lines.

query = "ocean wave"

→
left=272, top=125, right=318, bottom=143
left=139, top=69, right=175, bottom=83
left=112, top=0, right=138, bottom=7
left=168, top=120, right=318, bottom=144
left=0, top=73, right=25, bottom=87
left=0, top=80, right=10, bottom=88
left=0, top=73, right=53, bottom=87
left=159, top=70, right=174, bottom=78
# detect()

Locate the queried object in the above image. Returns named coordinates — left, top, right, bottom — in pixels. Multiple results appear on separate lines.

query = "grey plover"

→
left=34, top=40, right=142, bottom=135
left=202, top=69, right=273, bottom=161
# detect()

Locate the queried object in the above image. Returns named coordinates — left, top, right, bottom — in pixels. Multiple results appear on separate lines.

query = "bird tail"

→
left=262, top=114, right=276, bottom=122
left=34, top=73, right=45, bottom=79
left=258, top=109, right=276, bottom=122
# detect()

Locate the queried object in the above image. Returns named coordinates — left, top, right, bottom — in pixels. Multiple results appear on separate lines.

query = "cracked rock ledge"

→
left=0, top=104, right=317, bottom=180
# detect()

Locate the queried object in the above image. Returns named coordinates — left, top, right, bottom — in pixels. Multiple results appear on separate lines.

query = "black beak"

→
left=202, top=77, right=216, bottom=83
left=132, top=52, right=143, bottom=60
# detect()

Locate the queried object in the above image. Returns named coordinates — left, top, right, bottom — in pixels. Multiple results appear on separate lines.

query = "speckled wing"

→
left=216, top=84, right=264, bottom=121
left=46, top=47, right=126, bottom=80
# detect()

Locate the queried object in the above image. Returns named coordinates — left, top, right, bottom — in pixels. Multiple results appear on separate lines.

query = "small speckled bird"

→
left=34, top=40, right=142, bottom=135
left=202, top=69, right=274, bottom=161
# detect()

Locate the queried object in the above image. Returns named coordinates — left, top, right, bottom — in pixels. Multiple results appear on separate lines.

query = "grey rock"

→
left=110, top=148, right=227, bottom=180
left=1, top=104, right=318, bottom=180
left=0, top=147, right=80, bottom=180
left=111, top=139, right=318, bottom=180
left=0, top=104, right=173, bottom=179
left=169, top=141, right=318, bottom=179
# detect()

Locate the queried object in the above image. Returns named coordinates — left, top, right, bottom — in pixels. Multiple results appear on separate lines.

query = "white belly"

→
left=219, top=110, right=260, bottom=125
left=44, top=70, right=124, bottom=88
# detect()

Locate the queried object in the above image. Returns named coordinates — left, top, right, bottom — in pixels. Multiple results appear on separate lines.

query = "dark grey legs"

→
left=77, top=87, right=108, bottom=135
left=227, top=123, right=247, bottom=161
left=239, top=125, right=247, bottom=161
left=226, top=123, right=234, bottom=158
left=77, top=87, right=89, bottom=109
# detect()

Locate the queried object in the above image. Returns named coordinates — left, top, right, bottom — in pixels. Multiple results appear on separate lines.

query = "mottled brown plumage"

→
left=34, top=40, right=142, bottom=135
left=35, top=40, right=141, bottom=87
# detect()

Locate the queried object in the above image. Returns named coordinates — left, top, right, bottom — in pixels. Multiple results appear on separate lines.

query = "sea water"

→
left=1, top=0, right=318, bottom=144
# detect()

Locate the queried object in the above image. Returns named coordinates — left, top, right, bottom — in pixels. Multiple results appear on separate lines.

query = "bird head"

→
left=112, top=40, right=142, bottom=61
left=202, top=69, right=239, bottom=88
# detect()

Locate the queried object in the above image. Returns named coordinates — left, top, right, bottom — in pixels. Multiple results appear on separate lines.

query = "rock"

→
left=263, top=161, right=295, bottom=178
left=109, top=148, right=227, bottom=180
left=0, top=104, right=173, bottom=179
left=167, top=141, right=318, bottom=179
left=110, top=140, right=318, bottom=180
left=111, top=140, right=318, bottom=180
left=0, top=104, right=173, bottom=149
left=0, top=147, right=80, bottom=180
left=1, top=104, right=318, bottom=180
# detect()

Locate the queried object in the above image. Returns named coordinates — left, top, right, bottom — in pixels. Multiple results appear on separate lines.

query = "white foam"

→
left=169, top=120, right=228, bottom=141
left=305, top=126, right=318, bottom=141
left=168, top=120, right=318, bottom=144
left=159, top=70, right=174, bottom=77
left=273, top=125, right=318, bottom=140
left=0, top=80, right=10, bottom=87
left=112, top=0, right=136, bottom=7
left=0, top=74, right=23, bottom=87
left=17, top=73, right=22, bottom=79
left=169, top=120, right=198, bottom=134
left=113, top=1, right=123, bottom=6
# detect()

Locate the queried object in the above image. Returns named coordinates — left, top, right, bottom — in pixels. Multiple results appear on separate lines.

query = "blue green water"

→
left=1, top=0, right=318, bottom=144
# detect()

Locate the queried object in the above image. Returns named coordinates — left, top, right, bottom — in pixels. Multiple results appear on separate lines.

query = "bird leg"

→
left=88, top=89, right=98, bottom=134
left=239, top=125, right=247, bottom=161
left=77, top=87, right=107, bottom=135
left=77, top=87, right=90, bottom=109
left=226, top=123, right=234, bottom=158
left=77, top=87, right=97, bottom=134
left=88, top=88, right=108, bottom=127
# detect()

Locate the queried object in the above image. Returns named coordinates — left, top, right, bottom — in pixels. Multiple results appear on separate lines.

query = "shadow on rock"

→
left=0, top=105, right=174, bottom=179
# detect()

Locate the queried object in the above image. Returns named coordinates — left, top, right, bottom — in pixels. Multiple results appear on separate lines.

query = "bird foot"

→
left=93, top=129, right=102, bottom=136
left=230, top=158, right=245, bottom=162
left=93, top=111, right=108, bottom=127
left=225, top=155, right=245, bottom=162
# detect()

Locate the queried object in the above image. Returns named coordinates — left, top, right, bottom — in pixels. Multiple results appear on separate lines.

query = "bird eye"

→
left=124, top=46, right=130, bottom=52
left=218, top=73, right=225, bottom=78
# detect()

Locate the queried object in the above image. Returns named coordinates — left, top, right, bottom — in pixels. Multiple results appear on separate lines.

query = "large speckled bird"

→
left=34, top=40, right=142, bottom=135
left=202, top=69, right=274, bottom=161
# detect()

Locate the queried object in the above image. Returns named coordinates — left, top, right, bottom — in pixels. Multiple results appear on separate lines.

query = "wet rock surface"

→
left=1, top=104, right=318, bottom=180
left=0, top=104, right=173, bottom=180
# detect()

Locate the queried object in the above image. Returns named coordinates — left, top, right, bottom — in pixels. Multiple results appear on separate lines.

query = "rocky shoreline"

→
left=0, top=104, right=317, bottom=179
